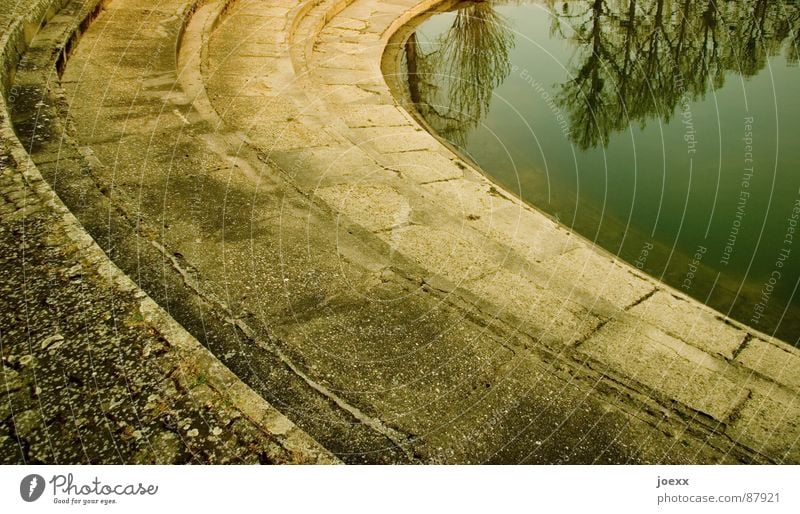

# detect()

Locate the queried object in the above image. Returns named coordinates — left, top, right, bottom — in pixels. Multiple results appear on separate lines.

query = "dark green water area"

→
left=402, top=0, right=800, bottom=344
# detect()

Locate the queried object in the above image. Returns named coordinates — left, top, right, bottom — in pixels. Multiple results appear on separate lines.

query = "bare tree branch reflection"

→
left=552, top=0, right=800, bottom=149
left=405, top=1, right=514, bottom=147
left=405, top=0, right=800, bottom=150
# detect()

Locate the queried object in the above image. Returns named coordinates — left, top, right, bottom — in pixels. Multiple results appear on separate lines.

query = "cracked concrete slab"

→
left=579, top=319, right=749, bottom=423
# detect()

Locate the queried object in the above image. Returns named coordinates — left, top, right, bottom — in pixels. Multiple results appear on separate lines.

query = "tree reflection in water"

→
left=405, top=1, right=515, bottom=147
left=404, top=0, right=800, bottom=150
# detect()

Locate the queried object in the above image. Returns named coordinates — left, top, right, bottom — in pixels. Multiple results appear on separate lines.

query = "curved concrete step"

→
left=202, top=0, right=800, bottom=462
left=9, top=0, right=799, bottom=463
left=0, top=0, right=337, bottom=464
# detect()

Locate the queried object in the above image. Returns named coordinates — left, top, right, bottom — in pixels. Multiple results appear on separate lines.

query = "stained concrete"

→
left=0, top=0, right=337, bottom=464
left=0, top=0, right=798, bottom=463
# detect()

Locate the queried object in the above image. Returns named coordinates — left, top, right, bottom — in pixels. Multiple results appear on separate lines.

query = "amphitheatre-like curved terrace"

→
left=1, top=0, right=798, bottom=463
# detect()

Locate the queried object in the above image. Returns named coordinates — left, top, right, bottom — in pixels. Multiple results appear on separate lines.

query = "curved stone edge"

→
left=0, top=0, right=339, bottom=465
left=195, top=0, right=768, bottom=460
left=201, top=0, right=800, bottom=462
left=16, top=0, right=419, bottom=463
left=377, top=0, right=800, bottom=418
left=296, top=0, right=800, bottom=371
left=372, top=0, right=800, bottom=459
left=322, top=0, right=800, bottom=381
left=381, top=1, right=796, bottom=352
left=378, top=0, right=800, bottom=384
left=282, top=0, right=796, bottom=356
left=178, top=0, right=422, bottom=462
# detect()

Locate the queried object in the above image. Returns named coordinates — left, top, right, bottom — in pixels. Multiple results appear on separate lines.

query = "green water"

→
left=402, top=0, right=800, bottom=344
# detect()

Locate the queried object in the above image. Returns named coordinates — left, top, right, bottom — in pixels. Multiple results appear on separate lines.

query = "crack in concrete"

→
left=571, top=318, right=611, bottom=349
left=731, top=333, right=753, bottom=361
left=725, top=388, right=753, bottom=425
left=418, top=175, right=461, bottom=186
left=623, top=287, right=659, bottom=311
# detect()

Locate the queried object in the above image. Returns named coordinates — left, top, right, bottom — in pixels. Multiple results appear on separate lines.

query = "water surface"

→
left=401, top=0, right=800, bottom=344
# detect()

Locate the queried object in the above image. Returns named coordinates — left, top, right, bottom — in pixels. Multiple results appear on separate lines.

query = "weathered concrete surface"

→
left=4, top=0, right=800, bottom=463
left=0, top=0, right=337, bottom=464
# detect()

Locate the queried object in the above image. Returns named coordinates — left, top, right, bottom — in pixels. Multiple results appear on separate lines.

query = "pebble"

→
left=40, top=333, right=64, bottom=350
